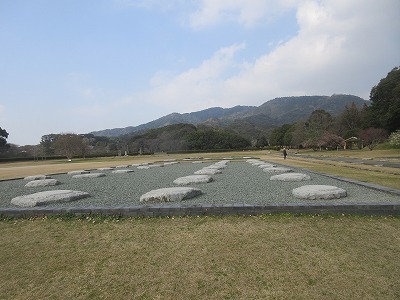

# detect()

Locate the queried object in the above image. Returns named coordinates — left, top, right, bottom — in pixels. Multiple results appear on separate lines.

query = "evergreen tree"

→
left=368, top=67, right=400, bottom=132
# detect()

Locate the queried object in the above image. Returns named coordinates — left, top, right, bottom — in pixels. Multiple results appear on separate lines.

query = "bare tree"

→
left=359, top=128, right=388, bottom=150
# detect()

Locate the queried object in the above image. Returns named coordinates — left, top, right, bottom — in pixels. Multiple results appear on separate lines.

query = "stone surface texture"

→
left=173, top=175, right=213, bottom=185
left=292, top=185, right=347, bottom=200
left=68, top=170, right=90, bottom=175
left=112, top=169, right=134, bottom=174
left=25, top=179, right=60, bottom=187
left=262, top=167, right=292, bottom=173
left=137, top=166, right=150, bottom=169
left=11, top=190, right=90, bottom=207
left=23, top=175, right=50, bottom=181
left=140, top=187, right=203, bottom=203
left=194, top=168, right=222, bottom=175
left=72, top=173, right=105, bottom=179
left=270, top=173, right=311, bottom=182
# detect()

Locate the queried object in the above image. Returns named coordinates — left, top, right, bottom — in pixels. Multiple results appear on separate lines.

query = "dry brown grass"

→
left=0, top=215, right=399, bottom=299
left=260, top=150, right=400, bottom=190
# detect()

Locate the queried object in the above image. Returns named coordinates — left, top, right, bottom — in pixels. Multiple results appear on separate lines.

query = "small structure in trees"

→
left=344, top=137, right=362, bottom=150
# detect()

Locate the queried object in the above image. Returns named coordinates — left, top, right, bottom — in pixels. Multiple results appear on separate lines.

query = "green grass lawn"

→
left=1, top=215, right=399, bottom=299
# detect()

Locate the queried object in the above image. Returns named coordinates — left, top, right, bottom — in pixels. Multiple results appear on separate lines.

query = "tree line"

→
left=268, top=67, right=400, bottom=150
left=1, top=66, right=399, bottom=159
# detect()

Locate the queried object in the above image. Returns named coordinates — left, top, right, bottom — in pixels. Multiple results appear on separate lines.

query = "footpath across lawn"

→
left=1, top=214, right=399, bottom=299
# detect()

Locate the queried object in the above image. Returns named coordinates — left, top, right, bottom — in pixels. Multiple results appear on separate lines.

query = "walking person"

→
left=283, top=148, right=287, bottom=160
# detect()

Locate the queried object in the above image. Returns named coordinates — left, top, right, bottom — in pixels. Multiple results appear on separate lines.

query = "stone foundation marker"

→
left=194, top=168, right=222, bottom=175
left=292, top=185, right=347, bottom=200
left=24, top=175, right=51, bottom=181
left=25, top=179, right=61, bottom=187
left=72, top=173, right=106, bottom=178
left=173, top=175, right=213, bottom=185
left=270, top=173, right=311, bottom=181
left=263, top=167, right=292, bottom=173
left=11, top=190, right=90, bottom=207
left=140, top=187, right=203, bottom=203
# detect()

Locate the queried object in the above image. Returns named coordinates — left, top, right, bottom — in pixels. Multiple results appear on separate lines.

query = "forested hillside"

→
left=90, top=95, right=368, bottom=138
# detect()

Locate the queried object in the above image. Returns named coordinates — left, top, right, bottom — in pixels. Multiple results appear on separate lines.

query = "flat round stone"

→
left=206, top=164, right=225, bottom=169
left=25, top=179, right=61, bottom=187
left=258, top=163, right=275, bottom=168
left=163, top=161, right=179, bottom=166
left=292, top=185, right=347, bottom=200
left=140, top=187, right=203, bottom=203
left=112, top=169, right=134, bottom=174
left=72, top=173, right=106, bottom=178
left=11, top=190, right=90, bottom=207
left=251, top=161, right=267, bottom=166
left=270, top=173, right=311, bottom=181
left=115, top=165, right=129, bottom=168
left=24, top=175, right=51, bottom=181
left=173, top=175, right=213, bottom=185
left=194, top=168, right=222, bottom=175
left=263, top=167, right=292, bottom=173
left=148, top=164, right=164, bottom=168
left=68, top=170, right=90, bottom=175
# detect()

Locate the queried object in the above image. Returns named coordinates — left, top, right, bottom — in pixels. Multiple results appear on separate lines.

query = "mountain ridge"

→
left=90, top=95, right=368, bottom=137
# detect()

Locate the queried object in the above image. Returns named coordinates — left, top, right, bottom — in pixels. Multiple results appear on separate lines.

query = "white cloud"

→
left=140, top=43, right=246, bottom=111
left=188, top=0, right=295, bottom=28
left=136, top=0, right=400, bottom=114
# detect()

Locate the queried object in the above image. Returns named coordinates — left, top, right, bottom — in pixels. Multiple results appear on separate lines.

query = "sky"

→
left=1, top=0, right=399, bottom=145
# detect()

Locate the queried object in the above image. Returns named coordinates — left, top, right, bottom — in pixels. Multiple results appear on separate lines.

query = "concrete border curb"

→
left=1, top=203, right=399, bottom=218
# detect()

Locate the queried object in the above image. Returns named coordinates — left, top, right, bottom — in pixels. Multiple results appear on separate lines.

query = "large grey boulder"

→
left=173, top=175, right=213, bottom=185
left=270, top=173, right=311, bottom=182
left=72, top=173, right=106, bottom=179
left=194, top=168, right=222, bottom=175
left=11, top=190, right=90, bottom=207
left=24, top=175, right=51, bottom=181
left=25, top=179, right=61, bottom=187
left=292, top=185, right=347, bottom=200
left=140, top=187, right=203, bottom=203
left=262, top=167, right=292, bottom=173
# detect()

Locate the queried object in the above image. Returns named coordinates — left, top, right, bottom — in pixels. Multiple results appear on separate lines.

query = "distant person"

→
left=283, top=148, right=287, bottom=160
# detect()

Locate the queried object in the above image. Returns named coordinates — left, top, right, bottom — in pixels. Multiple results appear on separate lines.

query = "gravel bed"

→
left=1, top=161, right=399, bottom=208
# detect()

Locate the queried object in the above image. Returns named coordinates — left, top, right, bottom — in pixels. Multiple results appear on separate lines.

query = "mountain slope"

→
left=90, top=94, right=369, bottom=137
left=248, top=94, right=367, bottom=124
left=90, top=105, right=255, bottom=137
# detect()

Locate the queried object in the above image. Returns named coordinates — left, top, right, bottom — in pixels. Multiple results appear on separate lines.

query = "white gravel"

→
left=1, top=161, right=399, bottom=208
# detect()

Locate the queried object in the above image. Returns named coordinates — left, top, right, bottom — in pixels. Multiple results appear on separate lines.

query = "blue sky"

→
left=1, top=0, right=399, bottom=145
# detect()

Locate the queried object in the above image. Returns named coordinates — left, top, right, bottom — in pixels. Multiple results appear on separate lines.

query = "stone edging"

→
left=0, top=203, right=399, bottom=218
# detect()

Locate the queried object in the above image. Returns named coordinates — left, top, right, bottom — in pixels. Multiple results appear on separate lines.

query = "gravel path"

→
left=1, top=161, right=399, bottom=208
